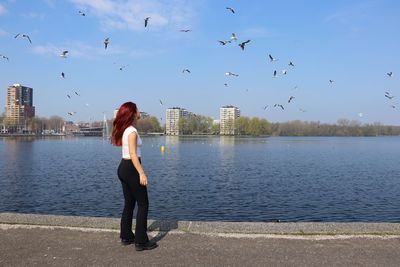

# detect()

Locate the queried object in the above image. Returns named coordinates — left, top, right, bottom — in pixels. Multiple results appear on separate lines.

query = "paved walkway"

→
left=1, top=213, right=400, bottom=266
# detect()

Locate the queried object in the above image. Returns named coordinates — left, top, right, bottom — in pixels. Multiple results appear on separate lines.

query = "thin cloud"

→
left=22, top=12, right=47, bottom=20
left=241, top=27, right=275, bottom=38
left=0, top=4, right=7, bottom=15
left=69, top=0, right=197, bottom=32
left=32, top=41, right=153, bottom=59
left=0, top=28, right=9, bottom=37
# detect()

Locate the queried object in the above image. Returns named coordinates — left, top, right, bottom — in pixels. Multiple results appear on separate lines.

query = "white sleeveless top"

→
left=122, top=126, right=142, bottom=158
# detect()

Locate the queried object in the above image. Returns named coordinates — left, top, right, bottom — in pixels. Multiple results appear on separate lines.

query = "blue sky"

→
left=0, top=0, right=399, bottom=124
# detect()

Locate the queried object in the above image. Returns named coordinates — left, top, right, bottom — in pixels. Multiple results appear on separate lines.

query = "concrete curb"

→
left=1, top=212, right=400, bottom=235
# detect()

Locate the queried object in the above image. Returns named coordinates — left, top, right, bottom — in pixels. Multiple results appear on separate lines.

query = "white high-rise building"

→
left=166, top=107, right=192, bottom=135
left=220, top=105, right=240, bottom=135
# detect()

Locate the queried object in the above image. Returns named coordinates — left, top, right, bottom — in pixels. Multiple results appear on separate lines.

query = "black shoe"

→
left=121, top=238, right=135, bottom=246
left=135, top=240, right=158, bottom=251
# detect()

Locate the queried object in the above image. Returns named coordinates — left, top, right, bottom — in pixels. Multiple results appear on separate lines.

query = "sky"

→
left=0, top=0, right=399, bottom=124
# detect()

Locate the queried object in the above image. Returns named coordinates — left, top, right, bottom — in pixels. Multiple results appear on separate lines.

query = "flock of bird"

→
left=1, top=5, right=397, bottom=119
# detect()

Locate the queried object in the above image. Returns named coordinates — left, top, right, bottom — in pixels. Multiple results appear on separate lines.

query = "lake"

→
left=0, top=136, right=399, bottom=222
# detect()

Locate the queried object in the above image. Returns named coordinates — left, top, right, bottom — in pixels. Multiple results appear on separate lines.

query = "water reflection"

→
left=1, top=136, right=400, bottom=222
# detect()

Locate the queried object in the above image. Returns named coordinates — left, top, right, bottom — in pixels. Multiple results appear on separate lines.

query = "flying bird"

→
left=0, top=54, right=9, bottom=61
left=224, top=83, right=228, bottom=87
left=180, top=29, right=191, bottom=32
left=104, top=38, right=109, bottom=49
left=288, top=96, right=295, bottom=103
left=218, top=40, right=231, bottom=46
left=78, top=11, right=86, bottom=16
left=119, top=65, right=128, bottom=71
left=67, top=94, right=71, bottom=99
left=67, top=112, right=76, bottom=116
left=144, top=17, right=151, bottom=27
left=226, top=72, right=239, bottom=77
left=239, top=40, right=250, bottom=50
left=226, top=7, right=235, bottom=14
left=288, top=61, right=295, bottom=67
left=273, top=70, right=277, bottom=78
left=274, top=104, right=284, bottom=110
left=14, top=33, right=32, bottom=44
left=230, top=33, right=238, bottom=42
left=390, top=105, right=396, bottom=109
left=268, top=54, right=278, bottom=62
left=61, top=72, right=65, bottom=79
left=159, top=99, right=163, bottom=106
left=60, top=50, right=68, bottom=58
left=329, top=79, right=334, bottom=84
left=282, top=69, right=288, bottom=75
left=74, top=91, right=80, bottom=96
left=263, top=105, right=269, bottom=110
left=385, top=92, right=395, bottom=100
left=387, top=72, right=393, bottom=77
left=299, top=108, right=306, bottom=113
left=182, top=69, right=191, bottom=74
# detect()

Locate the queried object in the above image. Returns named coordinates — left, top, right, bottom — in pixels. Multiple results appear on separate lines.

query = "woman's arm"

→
left=128, top=131, right=148, bottom=186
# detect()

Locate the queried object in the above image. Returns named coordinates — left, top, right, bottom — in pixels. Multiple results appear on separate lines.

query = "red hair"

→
left=111, top=102, right=138, bottom=146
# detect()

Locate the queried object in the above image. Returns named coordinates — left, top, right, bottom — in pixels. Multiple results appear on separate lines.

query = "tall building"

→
left=220, top=105, right=240, bottom=135
left=5, top=84, right=35, bottom=131
left=166, top=107, right=192, bottom=135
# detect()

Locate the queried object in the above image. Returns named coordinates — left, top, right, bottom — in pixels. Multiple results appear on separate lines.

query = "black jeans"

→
left=117, top=158, right=149, bottom=244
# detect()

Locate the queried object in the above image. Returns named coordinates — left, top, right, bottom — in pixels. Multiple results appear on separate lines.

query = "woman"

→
left=111, top=101, right=157, bottom=251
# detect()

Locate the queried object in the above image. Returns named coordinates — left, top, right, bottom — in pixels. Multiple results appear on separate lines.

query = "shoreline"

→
left=1, top=212, right=400, bottom=236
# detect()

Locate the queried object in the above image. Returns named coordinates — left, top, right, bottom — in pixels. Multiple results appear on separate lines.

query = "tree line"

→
left=2, top=111, right=399, bottom=136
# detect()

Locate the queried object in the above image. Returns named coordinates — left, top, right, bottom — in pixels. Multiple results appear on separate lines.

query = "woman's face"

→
left=135, top=108, right=141, bottom=121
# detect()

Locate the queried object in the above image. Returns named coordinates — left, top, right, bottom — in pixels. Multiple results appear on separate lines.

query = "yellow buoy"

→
left=161, top=145, right=165, bottom=153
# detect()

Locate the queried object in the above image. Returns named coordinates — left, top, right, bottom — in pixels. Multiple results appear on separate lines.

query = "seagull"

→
left=329, top=79, right=334, bottom=84
left=387, top=72, right=393, bottom=77
left=268, top=54, right=278, bottom=62
left=218, top=40, right=231, bottom=46
left=282, top=69, right=288, bottom=75
left=78, top=11, right=86, bottom=16
left=14, top=33, right=32, bottom=44
left=61, top=72, right=65, bottom=79
left=119, top=65, right=128, bottom=71
left=288, top=96, right=295, bottom=103
left=104, top=38, right=109, bottom=49
left=274, top=104, right=284, bottom=110
left=60, top=50, right=68, bottom=58
left=182, top=68, right=191, bottom=74
left=67, top=112, right=76, bottom=116
left=263, top=105, right=269, bottom=110
left=289, top=61, right=295, bottom=67
left=67, top=94, right=71, bottom=99
left=226, top=7, right=235, bottom=14
left=226, top=72, right=239, bottom=77
left=385, top=92, right=395, bottom=100
left=180, top=29, right=191, bottom=32
left=239, top=40, right=250, bottom=50
left=273, top=70, right=277, bottom=78
left=230, top=33, right=238, bottom=42
left=74, top=91, right=80, bottom=96
left=144, top=17, right=151, bottom=27
left=159, top=99, right=163, bottom=106
left=0, top=54, right=9, bottom=61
